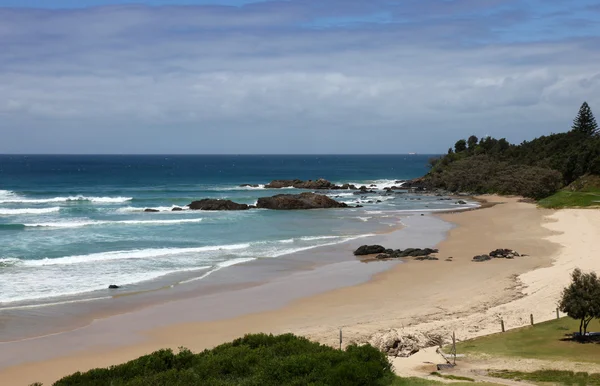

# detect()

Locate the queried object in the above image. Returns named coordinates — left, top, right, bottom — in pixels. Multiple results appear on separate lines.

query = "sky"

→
left=1, top=0, right=599, bottom=154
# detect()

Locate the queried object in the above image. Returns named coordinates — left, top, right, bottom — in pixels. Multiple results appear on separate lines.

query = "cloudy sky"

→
left=1, top=0, right=599, bottom=154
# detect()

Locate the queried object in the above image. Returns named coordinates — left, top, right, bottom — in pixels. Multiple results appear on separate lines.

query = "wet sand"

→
left=1, top=196, right=582, bottom=385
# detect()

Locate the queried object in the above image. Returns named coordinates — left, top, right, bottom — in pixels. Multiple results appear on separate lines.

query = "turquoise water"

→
left=0, top=155, right=469, bottom=306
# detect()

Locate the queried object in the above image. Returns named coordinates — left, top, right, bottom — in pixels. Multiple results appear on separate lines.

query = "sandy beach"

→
left=1, top=195, right=599, bottom=385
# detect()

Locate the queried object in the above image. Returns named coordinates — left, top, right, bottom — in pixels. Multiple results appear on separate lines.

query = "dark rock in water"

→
left=355, top=205, right=363, bottom=208
left=256, top=192, right=348, bottom=210
left=376, top=200, right=382, bottom=203
left=144, top=208, right=160, bottom=213
left=240, top=184, right=260, bottom=188
left=108, top=284, right=120, bottom=289
left=341, top=183, right=358, bottom=190
left=421, top=214, right=425, bottom=216
left=370, top=184, right=377, bottom=187
left=264, top=178, right=343, bottom=190
left=456, top=200, right=467, bottom=205
left=472, top=255, right=492, bottom=262
left=354, top=245, right=386, bottom=256
left=188, top=199, right=249, bottom=211
left=171, top=207, right=183, bottom=211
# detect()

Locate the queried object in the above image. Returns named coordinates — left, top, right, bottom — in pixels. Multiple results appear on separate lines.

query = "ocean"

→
left=0, top=155, right=471, bottom=309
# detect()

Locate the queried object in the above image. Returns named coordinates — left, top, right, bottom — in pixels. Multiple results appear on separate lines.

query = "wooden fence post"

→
left=556, top=308, right=559, bottom=319
left=530, top=314, right=534, bottom=326
left=339, top=329, right=342, bottom=350
left=501, top=319, right=505, bottom=332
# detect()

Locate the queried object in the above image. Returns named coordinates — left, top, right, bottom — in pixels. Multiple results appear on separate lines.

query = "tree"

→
left=572, top=102, right=598, bottom=136
left=467, top=135, right=479, bottom=150
left=559, top=268, right=600, bottom=338
left=454, top=139, right=467, bottom=153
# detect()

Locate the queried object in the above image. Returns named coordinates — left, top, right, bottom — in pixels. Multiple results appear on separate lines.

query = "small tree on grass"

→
left=559, top=268, right=600, bottom=338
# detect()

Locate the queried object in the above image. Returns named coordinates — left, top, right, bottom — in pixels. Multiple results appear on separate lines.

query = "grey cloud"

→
left=0, top=3, right=599, bottom=153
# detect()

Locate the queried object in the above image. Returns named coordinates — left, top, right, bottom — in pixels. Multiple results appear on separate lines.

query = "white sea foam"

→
left=179, top=258, right=257, bottom=284
left=299, top=235, right=340, bottom=241
left=0, top=207, right=61, bottom=215
left=22, top=218, right=204, bottom=229
left=338, top=179, right=406, bottom=191
left=0, top=195, right=132, bottom=204
left=21, top=243, right=251, bottom=267
left=118, top=205, right=190, bottom=213
left=0, top=266, right=214, bottom=305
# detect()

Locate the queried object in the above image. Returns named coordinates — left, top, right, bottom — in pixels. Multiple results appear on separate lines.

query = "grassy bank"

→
left=456, top=317, right=600, bottom=364
left=538, top=189, right=600, bottom=208
left=489, top=369, right=600, bottom=385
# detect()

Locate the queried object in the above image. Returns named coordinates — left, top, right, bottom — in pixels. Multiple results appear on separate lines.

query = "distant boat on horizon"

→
left=408, top=152, right=417, bottom=155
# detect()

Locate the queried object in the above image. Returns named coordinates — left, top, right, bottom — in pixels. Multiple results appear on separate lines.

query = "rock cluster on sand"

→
left=472, top=249, right=521, bottom=262
left=368, top=330, right=445, bottom=357
left=257, top=192, right=348, bottom=210
left=353, top=245, right=438, bottom=258
left=188, top=199, right=250, bottom=211
left=263, top=178, right=357, bottom=190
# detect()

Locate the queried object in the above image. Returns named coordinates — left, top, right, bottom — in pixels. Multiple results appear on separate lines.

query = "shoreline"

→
left=0, top=196, right=472, bottom=343
left=2, top=195, right=588, bottom=385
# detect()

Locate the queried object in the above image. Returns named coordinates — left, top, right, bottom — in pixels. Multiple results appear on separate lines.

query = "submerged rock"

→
left=264, top=178, right=345, bottom=190
left=108, top=284, right=120, bottom=289
left=188, top=199, right=249, bottom=211
left=171, top=207, right=184, bottom=211
left=256, top=192, right=348, bottom=210
left=144, top=208, right=160, bottom=213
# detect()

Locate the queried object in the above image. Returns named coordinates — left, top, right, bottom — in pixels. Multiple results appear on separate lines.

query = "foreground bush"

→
left=51, top=333, right=394, bottom=386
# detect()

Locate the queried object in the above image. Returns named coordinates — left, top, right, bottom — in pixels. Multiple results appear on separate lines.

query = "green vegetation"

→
left=539, top=174, right=600, bottom=208
left=538, top=189, right=600, bottom=208
left=489, top=369, right=600, bottom=386
left=456, top=317, right=600, bottom=364
left=390, top=377, right=493, bottom=386
left=50, top=333, right=395, bottom=386
left=430, top=371, right=474, bottom=382
left=425, top=102, right=600, bottom=200
left=559, top=269, right=600, bottom=337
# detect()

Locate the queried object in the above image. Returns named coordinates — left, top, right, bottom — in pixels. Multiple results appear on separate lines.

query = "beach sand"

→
left=2, top=195, right=599, bottom=385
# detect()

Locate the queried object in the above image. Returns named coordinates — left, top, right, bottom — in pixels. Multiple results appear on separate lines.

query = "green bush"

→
left=52, top=333, right=394, bottom=386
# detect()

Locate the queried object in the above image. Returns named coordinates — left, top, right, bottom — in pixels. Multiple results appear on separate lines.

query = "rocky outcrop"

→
left=473, top=249, right=521, bottom=262
left=354, top=245, right=386, bottom=255
left=171, top=207, right=184, bottom=211
left=489, top=249, right=520, bottom=259
left=263, top=179, right=356, bottom=190
left=188, top=199, right=249, bottom=211
left=368, top=330, right=446, bottom=357
left=256, top=193, right=348, bottom=210
left=354, top=246, right=438, bottom=257
left=144, top=208, right=160, bottom=213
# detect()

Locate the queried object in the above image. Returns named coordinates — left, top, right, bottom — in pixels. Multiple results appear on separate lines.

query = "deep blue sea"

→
left=0, top=155, right=470, bottom=307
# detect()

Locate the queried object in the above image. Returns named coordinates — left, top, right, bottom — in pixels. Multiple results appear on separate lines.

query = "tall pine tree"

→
left=572, top=101, right=598, bottom=136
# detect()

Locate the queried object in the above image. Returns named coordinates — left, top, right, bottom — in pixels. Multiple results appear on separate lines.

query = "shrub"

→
left=52, top=333, right=394, bottom=386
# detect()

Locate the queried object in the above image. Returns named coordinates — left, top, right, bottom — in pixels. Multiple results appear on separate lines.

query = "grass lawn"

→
left=538, top=189, right=600, bottom=208
left=392, top=376, right=497, bottom=385
left=488, top=369, right=600, bottom=385
left=455, top=317, right=600, bottom=364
